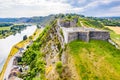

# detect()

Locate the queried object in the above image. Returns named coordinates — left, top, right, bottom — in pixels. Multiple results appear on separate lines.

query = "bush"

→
left=23, top=35, right=27, bottom=40
left=60, top=28, right=64, bottom=38
left=56, top=61, right=63, bottom=74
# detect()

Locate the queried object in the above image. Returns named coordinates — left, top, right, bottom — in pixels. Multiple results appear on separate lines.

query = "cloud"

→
left=100, top=5, right=120, bottom=16
left=0, top=0, right=86, bottom=17
left=0, top=0, right=72, bottom=17
left=0, top=0, right=120, bottom=17
left=83, top=0, right=117, bottom=9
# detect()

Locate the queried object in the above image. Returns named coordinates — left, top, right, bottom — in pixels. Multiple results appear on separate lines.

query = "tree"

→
left=23, top=35, right=27, bottom=40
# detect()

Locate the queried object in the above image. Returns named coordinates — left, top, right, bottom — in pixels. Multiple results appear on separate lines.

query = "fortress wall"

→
left=60, top=21, right=70, bottom=28
left=89, top=31, right=110, bottom=40
left=68, top=32, right=79, bottom=43
left=60, top=20, right=76, bottom=27
left=70, top=21, right=76, bottom=27
left=78, top=32, right=89, bottom=42
left=67, top=31, right=89, bottom=43
left=64, top=28, right=110, bottom=43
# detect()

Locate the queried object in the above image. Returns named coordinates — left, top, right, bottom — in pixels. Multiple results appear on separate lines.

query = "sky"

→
left=0, top=0, right=120, bottom=18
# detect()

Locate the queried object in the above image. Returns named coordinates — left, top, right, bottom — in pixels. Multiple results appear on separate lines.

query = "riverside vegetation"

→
left=1, top=14, right=120, bottom=80
left=0, top=23, right=27, bottom=38
left=0, top=27, right=42, bottom=80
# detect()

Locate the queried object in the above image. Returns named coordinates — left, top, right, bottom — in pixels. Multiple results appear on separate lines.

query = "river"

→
left=0, top=25, right=37, bottom=72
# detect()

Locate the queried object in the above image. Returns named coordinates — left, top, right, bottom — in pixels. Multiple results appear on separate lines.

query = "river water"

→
left=0, top=25, right=37, bottom=72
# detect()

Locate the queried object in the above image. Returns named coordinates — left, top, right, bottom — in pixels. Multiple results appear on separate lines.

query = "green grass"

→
left=68, top=40, right=120, bottom=80
left=79, top=18, right=104, bottom=28
left=110, top=31, right=120, bottom=47
left=77, top=18, right=82, bottom=27
left=0, top=27, right=10, bottom=31
left=102, top=26, right=120, bottom=47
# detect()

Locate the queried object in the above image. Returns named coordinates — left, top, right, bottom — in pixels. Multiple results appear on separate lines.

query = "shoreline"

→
left=0, top=28, right=43, bottom=80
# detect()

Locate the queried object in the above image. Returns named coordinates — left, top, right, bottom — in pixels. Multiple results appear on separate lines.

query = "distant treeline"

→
left=0, top=14, right=120, bottom=27
left=0, top=23, right=13, bottom=27
left=0, top=15, right=56, bottom=26
left=10, top=25, right=27, bottom=31
left=0, top=25, right=27, bottom=38
left=85, top=17, right=120, bottom=26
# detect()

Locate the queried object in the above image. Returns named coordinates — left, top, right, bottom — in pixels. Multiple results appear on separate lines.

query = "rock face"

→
left=41, top=22, right=72, bottom=80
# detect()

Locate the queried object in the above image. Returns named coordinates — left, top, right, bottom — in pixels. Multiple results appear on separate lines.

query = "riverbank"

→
left=0, top=25, right=27, bottom=39
left=0, top=28, right=43, bottom=80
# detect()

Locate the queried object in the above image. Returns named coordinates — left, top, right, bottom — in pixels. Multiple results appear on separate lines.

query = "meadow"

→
left=68, top=40, right=120, bottom=80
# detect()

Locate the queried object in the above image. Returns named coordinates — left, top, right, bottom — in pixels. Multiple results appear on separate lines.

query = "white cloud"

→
left=103, top=5, right=120, bottom=16
left=0, top=0, right=120, bottom=17
left=0, top=0, right=82, bottom=17
left=83, top=0, right=117, bottom=9
left=78, top=0, right=87, bottom=4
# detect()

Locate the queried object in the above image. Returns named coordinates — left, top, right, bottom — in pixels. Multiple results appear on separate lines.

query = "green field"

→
left=68, top=40, right=120, bottom=80
left=0, top=27, right=10, bottom=31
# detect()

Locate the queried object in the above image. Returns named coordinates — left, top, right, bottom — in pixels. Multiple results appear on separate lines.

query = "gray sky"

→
left=0, top=0, right=120, bottom=18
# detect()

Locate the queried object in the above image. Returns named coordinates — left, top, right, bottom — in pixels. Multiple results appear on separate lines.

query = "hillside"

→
left=0, top=15, right=55, bottom=25
left=106, top=26, right=120, bottom=34
left=2, top=14, right=120, bottom=80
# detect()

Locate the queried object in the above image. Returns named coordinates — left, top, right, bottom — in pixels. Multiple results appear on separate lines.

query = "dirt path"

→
left=80, top=21, right=84, bottom=27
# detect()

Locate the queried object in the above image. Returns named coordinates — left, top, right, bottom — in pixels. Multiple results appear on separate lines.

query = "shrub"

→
left=56, top=61, right=63, bottom=74
left=23, top=35, right=27, bottom=40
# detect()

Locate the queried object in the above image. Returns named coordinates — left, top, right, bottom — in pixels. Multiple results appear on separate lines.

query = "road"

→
left=3, top=49, right=24, bottom=80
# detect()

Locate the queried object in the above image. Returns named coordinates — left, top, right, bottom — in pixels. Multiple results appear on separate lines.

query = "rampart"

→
left=64, top=28, right=110, bottom=43
left=89, top=31, right=110, bottom=40
left=58, top=19, right=110, bottom=43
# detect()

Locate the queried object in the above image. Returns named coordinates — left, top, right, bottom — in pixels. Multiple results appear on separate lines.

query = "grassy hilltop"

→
left=68, top=40, right=120, bottom=80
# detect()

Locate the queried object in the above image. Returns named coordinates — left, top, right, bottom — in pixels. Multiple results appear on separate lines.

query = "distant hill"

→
left=0, top=15, right=56, bottom=25
left=0, top=14, right=120, bottom=26
left=87, top=17, right=120, bottom=26
left=100, top=16, right=120, bottom=21
left=0, top=18, right=18, bottom=22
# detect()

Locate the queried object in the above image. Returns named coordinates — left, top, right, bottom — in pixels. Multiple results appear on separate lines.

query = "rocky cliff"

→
left=40, top=20, right=74, bottom=80
left=14, top=15, right=120, bottom=80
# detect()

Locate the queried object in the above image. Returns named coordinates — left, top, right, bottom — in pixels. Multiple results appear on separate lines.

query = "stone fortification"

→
left=62, top=27, right=110, bottom=43
left=58, top=19, right=110, bottom=43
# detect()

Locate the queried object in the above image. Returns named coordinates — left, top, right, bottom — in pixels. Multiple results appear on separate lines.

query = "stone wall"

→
left=60, top=20, right=77, bottom=27
left=78, top=32, right=89, bottom=42
left=89, top=31, right=110, bottom=40
left=66, top=31, right=110, bottom=43
left=68, top=32, right=78, bottom=43
left=60, top=20, right=70, bottom=28
left=67, top=32, right=89, bottom=43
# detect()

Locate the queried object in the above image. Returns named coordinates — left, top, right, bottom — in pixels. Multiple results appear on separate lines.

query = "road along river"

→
left=0, top=25, right=37, bottom=72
